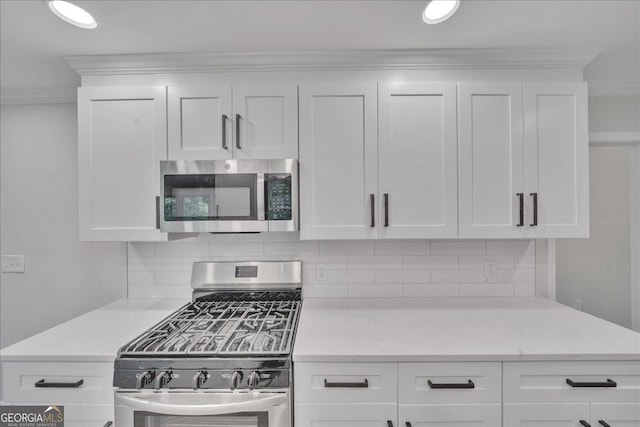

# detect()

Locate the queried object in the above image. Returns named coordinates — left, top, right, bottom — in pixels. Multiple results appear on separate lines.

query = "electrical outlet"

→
left=574, top=299, right=583, bottom=311
left=317, top=264, right=328, bottom=282
left=1, top=255, right=25, bottom=273
left=484, top=260, right=497, bottom=281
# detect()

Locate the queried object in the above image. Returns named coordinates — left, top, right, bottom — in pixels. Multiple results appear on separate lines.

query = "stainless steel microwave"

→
left=160, top=159, right=298, bottom=233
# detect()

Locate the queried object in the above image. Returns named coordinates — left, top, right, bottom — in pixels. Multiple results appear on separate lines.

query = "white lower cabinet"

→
left=399, top=404, right=501, bottom=426
left=504, top=403, right=590, bottom=426
left=295, top=403, right=398, bottom=427
left=1, top=361, right=114, bottom=427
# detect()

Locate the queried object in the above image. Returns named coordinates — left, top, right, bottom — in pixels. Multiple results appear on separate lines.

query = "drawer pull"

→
left=566, top=378, right=617, bottom=388
left=387, top=421, right=394, bottom=427
left=406, top=423, right=413, bottom=427
left=580, top=421, right=591, bottom=427
left=323, top=378, right=369, bottom=388
left=427, top=379, right=475, bottom=389
left=35, top=379, right=83, bottom=388
left=598, top=422, right=611, bottom=427
left=104, top=422, right=113, bottom=427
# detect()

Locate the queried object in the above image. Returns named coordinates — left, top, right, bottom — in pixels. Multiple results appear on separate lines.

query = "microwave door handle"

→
left=115, top=392, right=287, bottom=416
left=257, top=172, right=266, bottom=221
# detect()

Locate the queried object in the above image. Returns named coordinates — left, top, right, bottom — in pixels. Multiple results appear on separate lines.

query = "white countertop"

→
left=292, top=297, right=640, bottom=362
left=0, top=299, right=187, bottom=362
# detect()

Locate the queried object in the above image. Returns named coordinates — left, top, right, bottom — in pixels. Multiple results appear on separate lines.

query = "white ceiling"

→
left=1, top=0, right=638, bottom=92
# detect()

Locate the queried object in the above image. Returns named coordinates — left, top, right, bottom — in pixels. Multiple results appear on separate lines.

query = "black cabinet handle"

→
left=221, top=114, right=228, bottom=150
left=103, top=422, right=113, bottom=427
left=530, top=192, right=538, bottom=226
left=35, top=379, right=83, bottom=388
left=155, top=196, right=161, bottom=229
left=384, top=193, right=389, bottom=227
left=599, top=421, right=611, bottom=427
left=235, top=113, right=241, bottom=149
left=406, top=423, right=413, bottom=427
left=370, top=194, right=375, bottom=227
left=427, top=379, right=475, bottom=389
left=566, top=378, right=617, bottom=388
left=323, top=378, right=368, bottom=388
left=516, top=193, right=524, bottom=226
left=580, top=421, right=591, bottom=427
left=387, top=421, right=394, bottom=427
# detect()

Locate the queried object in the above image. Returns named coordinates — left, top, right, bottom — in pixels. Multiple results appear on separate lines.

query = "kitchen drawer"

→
left=295, top=403, right=397, bottom=427
left=398, top=362, right=501, bottom=404
left=399, top=403, right=502, bottom=426
left=294, top=362, right=397, bottom=403
left=503, top=361, right=640, bottom=403
left=591, top=403, right=640, bottom=426
left=2, top=361, right=113, bottom=405
left=63, top=404, right=114, bottom=427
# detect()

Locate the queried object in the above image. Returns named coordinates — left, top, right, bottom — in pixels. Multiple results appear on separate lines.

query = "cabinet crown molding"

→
left=64, top=48, right=600, bottom=75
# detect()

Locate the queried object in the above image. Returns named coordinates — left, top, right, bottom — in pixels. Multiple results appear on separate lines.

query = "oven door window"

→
left=164, top=174, right=257, bottom=221
left=134, top=411, right=269, bottom=427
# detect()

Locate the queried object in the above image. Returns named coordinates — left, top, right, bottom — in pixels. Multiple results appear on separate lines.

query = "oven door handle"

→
left=116, top=392, right=287, bottom=416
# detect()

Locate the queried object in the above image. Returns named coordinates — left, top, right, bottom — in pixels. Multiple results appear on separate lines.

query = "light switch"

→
left=1, top=255, right=25, bottom=273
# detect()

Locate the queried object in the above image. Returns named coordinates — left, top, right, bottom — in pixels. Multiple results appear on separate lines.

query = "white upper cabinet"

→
left=168, top=84, right=232, bottom=160
left=459, top=81, right=588, bottom=238
left=523, top=82, right=589, bottom=237
left=233, top=83, right=298, bottom=159
left=378, top=82, right=458, bottom=239
left=458, top=82, right=525, bottom=238
left=78, top=86, right=167, bottom=241
left=168, top=83, right=298, bottom=160
left=299, top=82, right=378, bottom=240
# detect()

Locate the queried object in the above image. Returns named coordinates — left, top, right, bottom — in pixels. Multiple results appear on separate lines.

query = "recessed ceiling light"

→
left=422, top=0, right=461, bottom=24
left=47, top=0, right=98, bottom=29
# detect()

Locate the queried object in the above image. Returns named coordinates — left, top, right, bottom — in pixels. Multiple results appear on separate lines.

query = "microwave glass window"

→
left=164, top=174, right=257, bottom=221
left=265, top=174, right=292, bottom=221
left=133, top=411, right=269, bottom=427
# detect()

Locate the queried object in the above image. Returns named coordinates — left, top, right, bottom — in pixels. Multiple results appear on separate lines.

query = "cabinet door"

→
left=167, top=84, right=232, bottom=160
left=78, top=86, right=167, bottom=241
left=458, top=82, right=526, bottom=238
left=523, top=82, right=589, bottom=237
left=399, top=404, right=501, bottom=426
left=232, top=83, right=298, bottom=159
left=504, top=403, right=590, bottom=427
left=378, top=82, right=458, bottom=239
left=295, top=403, right=397, bottom=427
left=299, top=82, right=378, bottom=240
left=591, top=403, right=640, bottom=427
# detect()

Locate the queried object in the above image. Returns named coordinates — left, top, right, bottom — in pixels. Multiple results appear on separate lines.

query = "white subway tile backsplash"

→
left=348, top=283, right=403, bottom=298
left=403, top=283, right=459, bottom=298
left=128, top=239, right=537, bottom=299
left=431, top=241, right=486, bottom=255
left=376, top=269, right=430, bottom=284
left=403, top=255, right=458, bottom=269
left=374, top=241, right=430, bottom=255
left=348, top=256, right=402, bottom=270
left=459, top=283, right=515, bottom=297
left=209, top=243, right=264, bottom=256
left=319, top=241, right=375, bottom=256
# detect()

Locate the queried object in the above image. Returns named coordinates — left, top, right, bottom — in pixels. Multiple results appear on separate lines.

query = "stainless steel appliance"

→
left=113, top=261, right=302, bottom=427
left=160, top=159, right=298, bottom=233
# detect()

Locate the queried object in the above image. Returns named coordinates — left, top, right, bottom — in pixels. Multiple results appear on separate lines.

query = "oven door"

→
left=114, top=390, right=290, bottom=427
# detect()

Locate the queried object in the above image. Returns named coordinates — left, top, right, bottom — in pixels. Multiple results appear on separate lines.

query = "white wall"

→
left=0, top=103, right=127, bottom=349
left=556, top=94, right=639, bottom=329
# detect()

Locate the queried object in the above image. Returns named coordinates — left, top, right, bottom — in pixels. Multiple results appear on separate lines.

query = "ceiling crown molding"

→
left=588, top=80, right=640, bottom=97
left=63, top=48, right=600, bottom=75
left=0, top=88, right=77, bottom=105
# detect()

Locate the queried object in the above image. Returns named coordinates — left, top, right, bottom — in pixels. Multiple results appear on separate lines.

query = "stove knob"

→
left=247, top=371, right=260, bottom=390
left=193, top=371, right=208, bottom=390
left=135, top=370, right=154, bottom=390
left=230, top=370, right=243, bottom=390
left=154, top=370, right=172, bottom=390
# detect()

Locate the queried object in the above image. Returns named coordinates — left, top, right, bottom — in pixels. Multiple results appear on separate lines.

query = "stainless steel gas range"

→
left=113, top=260, right=302, bottom=427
